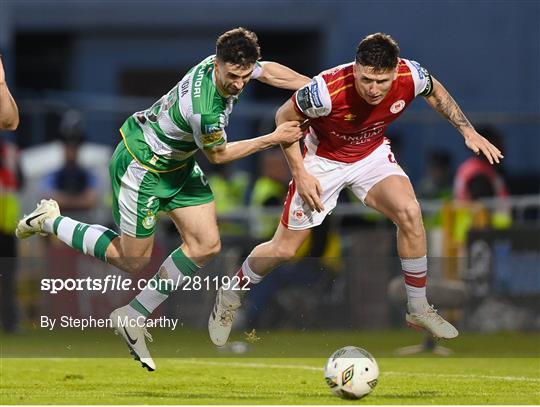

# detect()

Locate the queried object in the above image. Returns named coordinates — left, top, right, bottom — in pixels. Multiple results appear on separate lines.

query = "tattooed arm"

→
left=424, top=77, right=503, bottom=164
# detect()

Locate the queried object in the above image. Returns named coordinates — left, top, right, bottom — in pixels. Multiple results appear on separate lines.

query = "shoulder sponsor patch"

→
left=202, top=131, right=224, bottom=145
left=296, top=87, right=313, bottom=111
left=204, top=123, right=222, bottom=134
left=409, top=60, right=425, bottom=79
left=310, top=82, right=323, bottom=108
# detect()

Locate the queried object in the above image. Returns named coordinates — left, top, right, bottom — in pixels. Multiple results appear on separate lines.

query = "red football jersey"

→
left=292, top=58, right=433, bottom=163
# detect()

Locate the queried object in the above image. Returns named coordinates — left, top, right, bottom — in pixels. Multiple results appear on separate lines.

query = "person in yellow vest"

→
left=250, top=149, right=289, bottom=239
left=0, top=55, right=21, bottom=333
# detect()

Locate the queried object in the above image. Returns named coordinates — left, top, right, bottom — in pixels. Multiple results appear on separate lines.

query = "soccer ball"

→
left=324, top=346, right=379, bottom=399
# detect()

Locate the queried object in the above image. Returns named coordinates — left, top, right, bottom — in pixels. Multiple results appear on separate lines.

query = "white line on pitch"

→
left=177, top=359, right=540, bottom=383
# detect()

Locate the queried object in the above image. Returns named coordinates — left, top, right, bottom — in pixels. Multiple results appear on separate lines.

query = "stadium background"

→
left=1, top=0, right=539, bottom=358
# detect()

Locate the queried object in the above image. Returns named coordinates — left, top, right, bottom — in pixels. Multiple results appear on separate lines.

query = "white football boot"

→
left=15, top=199, right=60, bottom=239
left=406, top=304, right=459, bottom=339
left=208, top=287, right=241, bottom=346
left=110, top=306, right=156, bottom=371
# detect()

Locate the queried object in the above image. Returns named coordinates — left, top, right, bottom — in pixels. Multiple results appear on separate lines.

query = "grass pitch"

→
left=1, top=329, right=539, bottom=404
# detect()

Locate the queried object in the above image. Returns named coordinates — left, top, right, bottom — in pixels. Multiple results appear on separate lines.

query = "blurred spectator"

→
left=0, top=56, right=21, bottom=333
left=418, top=150, right=453, bottom=200
left=40, top=110, right=99, bottom=212
left=454, top=126, right=508, bottom=201
left=0, top=136, right=22, bottom=333
left=250, top=148, right=290, bottom=239
left=205, top=163, right=249, bottom=237
left=453, top=125, right=511, bottom=230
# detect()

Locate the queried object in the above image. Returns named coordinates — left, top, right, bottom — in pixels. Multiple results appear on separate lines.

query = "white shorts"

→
left=281, top=140, right=408, bottom=230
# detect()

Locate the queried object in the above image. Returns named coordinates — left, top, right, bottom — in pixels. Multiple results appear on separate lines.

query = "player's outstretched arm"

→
left=256, top=62, right=311, bottom=90
left=0, top=57, right=19, bottom=131
left=424, top=76, right=503, bottom=164
left=276, top=100, right=324, bottom=212
left=202, top=121, right=302, bottom=165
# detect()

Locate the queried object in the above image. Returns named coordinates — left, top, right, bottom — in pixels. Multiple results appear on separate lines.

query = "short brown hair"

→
left=216, top=27, right=261, bottom=67
left=356, top=33, right=400, bottom=71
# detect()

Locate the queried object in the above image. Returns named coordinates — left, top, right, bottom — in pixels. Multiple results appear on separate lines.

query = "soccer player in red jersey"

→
left=209, top=33, right=503, bottom=343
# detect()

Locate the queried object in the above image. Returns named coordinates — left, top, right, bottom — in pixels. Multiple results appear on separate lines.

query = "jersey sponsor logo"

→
left=193, top=68, right=205, bottom=98
left=310, top=82, right=323, bottom=108
left=331, top=121, right=385, bottom=145
left=202, top=131, right=223, bottom=145
left=296, top=87, right=313, bottom=111
left=390, top=100, right=405, bottom=114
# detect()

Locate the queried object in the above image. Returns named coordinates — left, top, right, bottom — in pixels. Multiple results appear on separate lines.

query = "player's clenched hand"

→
left=271, top=121, right=303, bottom=145
left=464, top=130, right=504, bottom=165
left=295, top=171, right=324, bottom=213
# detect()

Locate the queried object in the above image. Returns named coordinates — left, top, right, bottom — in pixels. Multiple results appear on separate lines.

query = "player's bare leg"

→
left=364, top=175, right=458, bottom=339
left=209, top=223, right=310, bottom=346
left=105, top=233, right=154, bottom=274
left=16, top=199, right=155, bottom=274
left=112, top=201, right=221, bottom=370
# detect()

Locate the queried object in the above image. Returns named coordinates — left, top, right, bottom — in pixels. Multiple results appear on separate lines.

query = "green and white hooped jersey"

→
left=119, top=55, right=262, bottom=173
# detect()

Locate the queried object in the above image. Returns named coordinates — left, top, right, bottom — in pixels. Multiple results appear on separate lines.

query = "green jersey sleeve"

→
left=191, top=113, right=227, bottom=149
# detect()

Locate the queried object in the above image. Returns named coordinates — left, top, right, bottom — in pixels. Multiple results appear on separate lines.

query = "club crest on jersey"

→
left=390, top=100, right=405, bottom=114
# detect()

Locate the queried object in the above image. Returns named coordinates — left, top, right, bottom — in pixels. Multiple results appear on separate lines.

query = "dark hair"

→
left=356, top=33, right=400, bottom=71
left=216, top=27, right=261, bottom=67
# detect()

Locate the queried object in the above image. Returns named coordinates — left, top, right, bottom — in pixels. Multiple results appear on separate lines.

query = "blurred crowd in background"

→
left=0, top=1, right=538, bottom=341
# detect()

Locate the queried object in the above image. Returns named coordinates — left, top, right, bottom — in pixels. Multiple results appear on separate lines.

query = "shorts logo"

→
left=390, top=100, right=405, bottom=114
left=293, top=209, right=304, bottom=220
left=141, top=208, right=156, bottom=230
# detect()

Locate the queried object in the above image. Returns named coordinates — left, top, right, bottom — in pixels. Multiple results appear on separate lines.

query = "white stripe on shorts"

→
left=118, top=159, right=148, bottom=237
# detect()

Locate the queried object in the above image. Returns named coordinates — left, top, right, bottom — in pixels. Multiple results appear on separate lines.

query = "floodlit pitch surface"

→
left=1, top=330, right=539, bottom=404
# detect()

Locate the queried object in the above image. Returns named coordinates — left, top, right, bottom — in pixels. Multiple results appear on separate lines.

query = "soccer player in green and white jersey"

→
left=16, top=28, right=310, bottom=371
